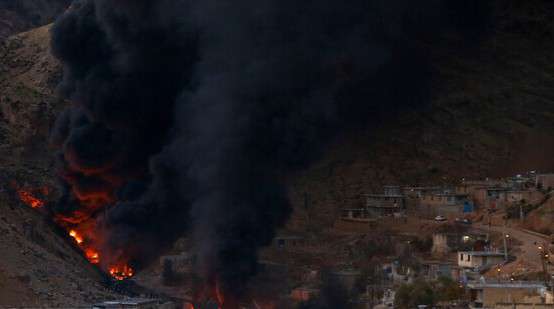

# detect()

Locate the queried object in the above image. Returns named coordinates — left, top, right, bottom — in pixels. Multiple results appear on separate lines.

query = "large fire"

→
left=64, top=225, right=134, bottom=280
left=17, top=189, right=45, bottom=208
left=14, top=184, right=133, bottom=281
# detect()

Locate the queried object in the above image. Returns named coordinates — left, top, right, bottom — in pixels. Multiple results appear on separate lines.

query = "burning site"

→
left=3, top=0, right=554, bottom=308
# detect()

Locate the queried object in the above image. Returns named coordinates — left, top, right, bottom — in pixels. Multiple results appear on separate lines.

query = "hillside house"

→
left=505, top=190, right=543, bottom=204
left=472, top=187, right=542, bottom=210
left=432, top=232, right=488, bottom=256
left=291, top=287, right=319, bottom=302
left=159, top=252, right=193, bottom=273
left=402, top=186, right=443, bottom=198
left=274, top=235, right=305, bottom=250
left=383, top=185, right=402, bottom=196
left=536, top=174, right=554, bottom=190
left=456, top=180, right=505, bottom=195
left=340, top=208, right=371, bottom=222
left=467, top=281, right=549, bottom=309
left=418, top=193, right=469, bottom=217
left=458, top=251, right=505, bottom=269
left=420, top=260, right=457, bottom=280
left=365, top=189, right=405, bottom=217
left=92, top=298, right=164, bottom=309
left=472, top=187, right=510, bottom=209
left=507, top=175, right=532, bottom=190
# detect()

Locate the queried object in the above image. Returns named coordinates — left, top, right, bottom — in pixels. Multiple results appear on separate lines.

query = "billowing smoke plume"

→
left=50, top=0, right=490, bottom=301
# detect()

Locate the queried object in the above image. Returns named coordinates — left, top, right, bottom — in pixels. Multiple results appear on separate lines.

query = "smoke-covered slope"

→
left=0, top=0, right=70, bottom=41
left=0, top=26, right=122, bottom=308
left=289, top=0, right=554, bottom=229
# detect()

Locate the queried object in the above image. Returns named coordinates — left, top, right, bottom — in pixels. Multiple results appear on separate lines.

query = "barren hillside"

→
left=288, top=1, right=554, bottom=229
left=0, top=0, right=70, bottom=41
left=0, top=25, right=127, bottom=307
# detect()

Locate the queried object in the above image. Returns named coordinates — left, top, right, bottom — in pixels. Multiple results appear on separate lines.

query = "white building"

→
left=458, top=251, right=505, bottom=269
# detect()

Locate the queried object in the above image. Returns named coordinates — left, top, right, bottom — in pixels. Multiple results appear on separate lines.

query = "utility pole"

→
left=539, top=244, right=549, bottom=286
left=503, top=233, right=509, bottom=262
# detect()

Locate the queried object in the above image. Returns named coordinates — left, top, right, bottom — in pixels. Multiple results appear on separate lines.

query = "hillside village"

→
left=328, top=172, right=554, bottom=308
left=118, top=172, right=554, bottom=308
left=6, top=168, right=554, bottom=308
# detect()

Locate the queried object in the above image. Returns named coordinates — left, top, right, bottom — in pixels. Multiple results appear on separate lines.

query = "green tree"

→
left=395, top=280, right=434, bottom=308
left=436, top=277, right=464, bottom=302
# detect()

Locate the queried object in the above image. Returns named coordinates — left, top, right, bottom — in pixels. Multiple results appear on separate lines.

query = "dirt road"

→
left=473, top=222, right=548, bottom=271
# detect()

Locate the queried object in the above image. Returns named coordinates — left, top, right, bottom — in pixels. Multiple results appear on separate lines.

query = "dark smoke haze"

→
left=50, top=0, right=490, bottom=300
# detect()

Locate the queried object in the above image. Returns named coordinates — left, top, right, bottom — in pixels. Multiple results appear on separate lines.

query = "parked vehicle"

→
left=455, top=217, right=472, bottom=225
left=434, top=215, right=447, bottom=222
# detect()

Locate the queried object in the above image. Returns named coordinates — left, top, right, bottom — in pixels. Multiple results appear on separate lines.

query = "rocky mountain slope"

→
left=288, top=0, right=554, bottom=228
left=0, top=25, right=123, bottom=307
left=0, top=0, right=70, bottom=41
left=0, top=190, right=120, bottom=307
left=0, top=24, right=63, bottom=188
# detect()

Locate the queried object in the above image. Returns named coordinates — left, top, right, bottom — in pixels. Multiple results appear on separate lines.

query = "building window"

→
left=460, top=254, right=464, bottom=261
left=467, top=255, right=471, bottom=262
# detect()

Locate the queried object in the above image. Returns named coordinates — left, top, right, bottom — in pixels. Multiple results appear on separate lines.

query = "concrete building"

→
left=159, top=252, right=193, bottom=273
left=418, top=192, right=469, bottom=217
left=505, top=190, right=543, bottom=204
left=383, top=185, right=402, bottom=196
left=432, top=233, right=487, bottom=256
left=420, top=260, right=457, bottom=280
left=536, top=174, right=554, bottom=190
left=290, top=287, right=319, bottom=302
left=467, top=281, right=549, bottom=309
left=471, top=186, right=542, bottom=210
left=340, top=208, right=371, bottom=222
left=329, top=269, right=361, bottom=293
left=458, top=251, right=505, bottom=269
left=432, top=234, right=450, bottom=256
left=472, top=187, right=510, bottom=209
left=92, top=299, right=165, bottom=309
left=365, top=189, right=405, bottom=217
left=402, top=186, right=443, bottom=198
left=456, top=180, right=505, bottom=195
left=274, top=235, right=305, bottom=250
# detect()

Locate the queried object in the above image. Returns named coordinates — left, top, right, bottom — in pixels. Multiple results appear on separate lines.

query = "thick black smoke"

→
left=50, top=0, right=491, bottom=300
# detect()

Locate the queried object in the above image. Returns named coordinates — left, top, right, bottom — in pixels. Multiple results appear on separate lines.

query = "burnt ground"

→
left=0, top=190, right=120, bottom=307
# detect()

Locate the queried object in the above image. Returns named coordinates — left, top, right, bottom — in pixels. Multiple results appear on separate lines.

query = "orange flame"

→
left=69, top=229, right=84, bottom=244
left=109, top=264, right=134, bottom=281
left=17, top=189, right=44, bottom=208
left=66, top=226, right=132, bottom=279
left=85, top=248, right=100, bottom=264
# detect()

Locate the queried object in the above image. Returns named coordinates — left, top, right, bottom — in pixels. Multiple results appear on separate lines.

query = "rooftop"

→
left=365, top=194, right=404, bottom=198
left=467, top=281, right=546, bottom=289
left=92, top=298, right=159, bottom=308
left=459, top=251, right=505, bottom=257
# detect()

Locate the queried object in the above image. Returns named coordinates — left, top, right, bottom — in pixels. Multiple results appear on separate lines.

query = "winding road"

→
left=473, top=222, right=549, bottom=270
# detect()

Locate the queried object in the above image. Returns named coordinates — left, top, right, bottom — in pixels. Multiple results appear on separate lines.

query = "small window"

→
left=460, top=254, right=464, bottom=261
left=467, top=255, right=471, bottom=261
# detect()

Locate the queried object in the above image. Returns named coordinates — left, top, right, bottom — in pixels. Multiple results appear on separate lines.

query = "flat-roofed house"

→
left=418, top=192, right=469, bottom=218
left=458, top=251, right=505, bottom=269
left=467, top=281, right=549, bottom=309
left=365, top=187, right=405, bottom=217
left=536, top=174, right=554, bottom=190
